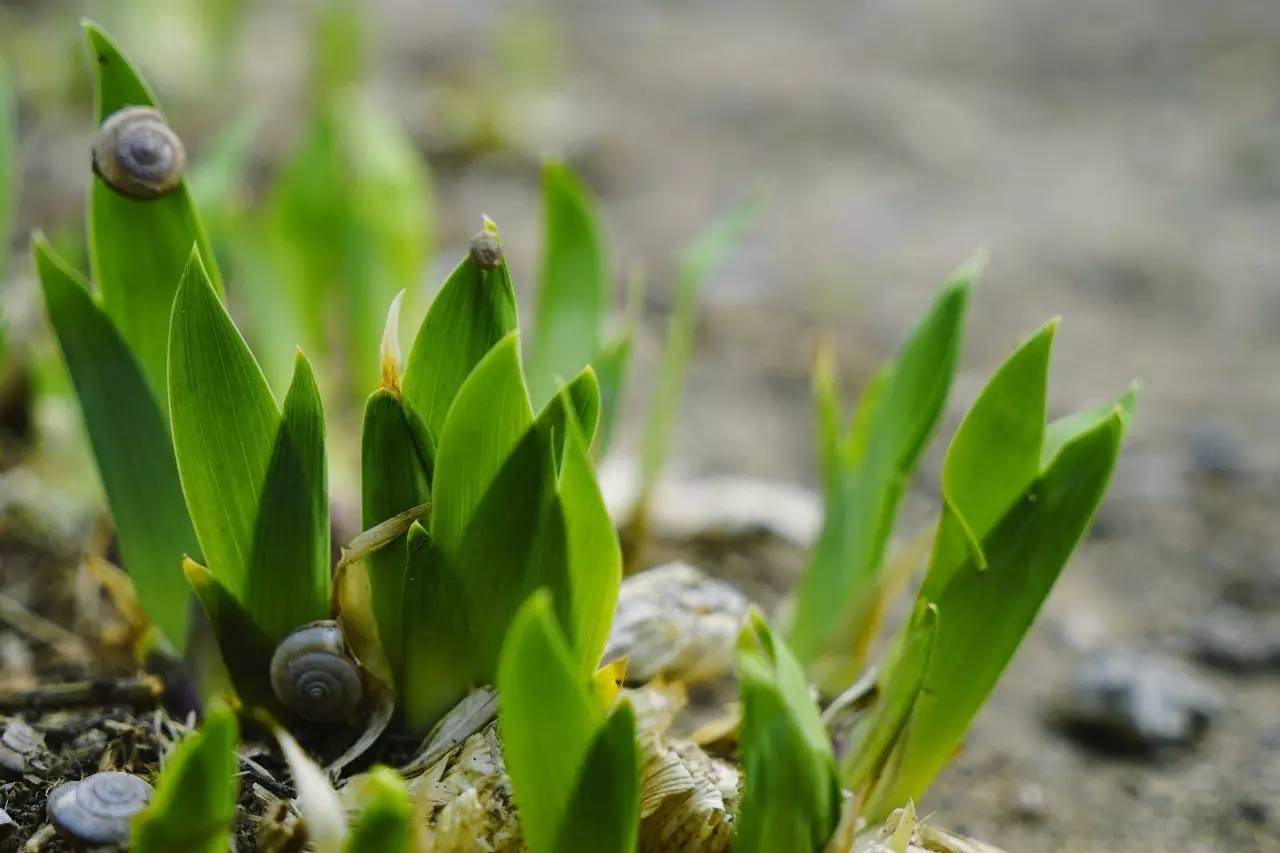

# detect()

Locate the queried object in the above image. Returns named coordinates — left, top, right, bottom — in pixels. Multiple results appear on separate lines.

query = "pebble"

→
left=1220, top=558, right=1280, bottom=612
left=1187, top=421, right=1250, bottom=481
left=1052, top=648, right=1222, bottom=754
left=1192, top=606, right=1280, bottom=674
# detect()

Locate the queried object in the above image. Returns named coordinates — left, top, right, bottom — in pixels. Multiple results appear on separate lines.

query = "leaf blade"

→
left=360, top=388, right=432, bottom=686
left=245, top=352, right=330, bottom=645
left=497, top=591, right=604, bottom=853
left=35, top=235, right=198, bottom=647
left=789, top=276, right=969, bottom=674
left=169, top=250, right=279, bottom=601
left=736, top=610, right=842, bottom=853
left=526, top=162, right=609, bottom=406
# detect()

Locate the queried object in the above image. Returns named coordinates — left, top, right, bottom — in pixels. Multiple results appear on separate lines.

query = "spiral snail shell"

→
left=469, top=228, right=503, bottom=269
left=0, top=719, right=43, bottom=775
left=91, top=106, right=186, bottom=200
left=270, top=620, right=364, bottom=723
left=47, top=771, right=153, bottom=847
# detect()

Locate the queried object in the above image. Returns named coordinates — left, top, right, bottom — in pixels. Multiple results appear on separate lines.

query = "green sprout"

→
left=736, top=609, right=842, bottom=852
left=131, top=703, right=239, bottom=853
left=843, top=322, right=1135, bottom=821
left=789, top=264, right=971, bottom=693
left=498, top=591, right=639, bottom=853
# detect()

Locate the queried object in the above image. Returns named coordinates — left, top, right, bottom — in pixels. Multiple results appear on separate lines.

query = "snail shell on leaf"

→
left=47, top=771, right=153, bottom=847
left=468, top=229, right=503, bottom=269
left=91, top=106, right=186, bottom=200
left=270, top=620, right=364, bottom=723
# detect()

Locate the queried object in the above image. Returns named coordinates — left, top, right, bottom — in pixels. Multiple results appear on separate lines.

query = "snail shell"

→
left=469, top=229, right=504, bottom=269
left=47, top=771, right=153, bottom=847
left=270, top=620, right=364, bottom=723
left=91, top=106, right=186, bottom=200
left=0, top=720, right=43, bottom=775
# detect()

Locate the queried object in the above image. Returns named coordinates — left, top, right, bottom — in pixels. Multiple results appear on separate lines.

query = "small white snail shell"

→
left=270, top=620, right=364, bottom=723
left=47, top=771, right=153, bottom=847
left=0, top=720, right=43, bottom=775
left=91, top=106, right=186, bottom=200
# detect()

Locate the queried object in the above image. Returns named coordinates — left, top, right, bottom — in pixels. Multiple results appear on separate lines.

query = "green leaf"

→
left=344, top=767, right=414, bottom=853
left=245, top=352, right=330, bottom=646
left=789, top=276, right=969, bottom=677
left=131, top=703, right=239, bottom=853
left=557, top=408, right=621, bottom=677
left=428, top=332, right=533, bottom=553
left=34, top=235, right=199, bottom=647
left=534, top=366, right=601, bottom=464
left=84, top=22, right=222, bottom=400
left=592, top=335, right=631, bottom=460
left=864, top=409, right=1126, bottom=819
left=449, top=419, right=560, bottom=684
left=170, top=250, right=280, bottom=601
left=400, top=522, right=474, bottom=731
left=1042, top=382, right=1138, bottom=468
left=593, top=269, right=643, bottom=459
left=361, top=388, right=433, bottom=686
left=736, top=610, right=842, bottom=853
left=403, top=232, right=518, bottom=439
left=260, top=97, right=433, bottom=402
left=931, top=320, right=1054, bottom=579
left=0, top=60, right=14, bottom=282
left=498, top=591, right=607, bottom=853
left=637, top=196, right=759, bottom=499
left=553, top=703, right=639, bottom=853
left=184, top=558, right=276, bottom=710
left=526, top=162, right=609, bottom=406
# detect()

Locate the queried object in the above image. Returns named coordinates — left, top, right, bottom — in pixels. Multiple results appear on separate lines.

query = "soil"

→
left=2, top=1, right=1280, bottom=851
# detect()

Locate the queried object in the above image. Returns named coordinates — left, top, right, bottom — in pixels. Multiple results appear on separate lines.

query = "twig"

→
left=239, top=754, right=293, bottom=800
left=0, top=593, right=91, bottom=662
left=22, top=823, right=55, bottom=852
left=0, top=674, right=164, bottom=712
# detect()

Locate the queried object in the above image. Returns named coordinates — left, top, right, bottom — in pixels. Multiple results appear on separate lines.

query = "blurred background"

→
left=1, top=1, right=1279, bottom=850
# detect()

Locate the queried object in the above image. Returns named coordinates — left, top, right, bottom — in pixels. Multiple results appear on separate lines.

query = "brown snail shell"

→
left=91, top=106, right=186, bottom=200
left=47, top=771, right=153, bottom=847
left=270, top=620, right=364, bottom=723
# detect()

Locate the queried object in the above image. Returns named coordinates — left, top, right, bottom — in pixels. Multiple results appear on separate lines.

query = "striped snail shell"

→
left=91, top=106, right=186, bottom=200
left=47, top=771, right=153, bottom=847
left=270, top=620, right=364, bottom=723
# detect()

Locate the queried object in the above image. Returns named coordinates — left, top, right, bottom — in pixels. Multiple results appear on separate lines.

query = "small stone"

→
left=1237, top=798, right=1268, bottom=825
left=1051, top=648, right=1222, bottom=754
left=1192, top=606, right=1280, bottom=673
left=1188, top=421, right=1249, bottom=481
left=1220, top=559, right=1280, bottom=612
left=1010, top=782, right=1048, bottom=823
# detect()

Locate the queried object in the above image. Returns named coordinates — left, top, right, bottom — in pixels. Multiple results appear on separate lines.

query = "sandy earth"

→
left=3, top=0, right=1280, bottom=849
